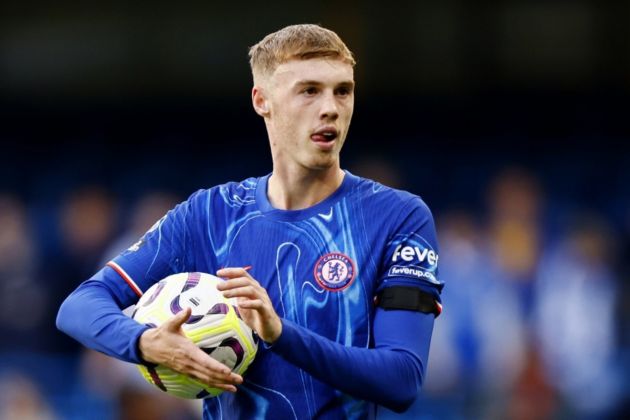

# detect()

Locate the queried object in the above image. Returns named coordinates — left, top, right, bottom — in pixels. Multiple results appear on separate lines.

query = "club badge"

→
left=314, top=252, right=356, bottom=291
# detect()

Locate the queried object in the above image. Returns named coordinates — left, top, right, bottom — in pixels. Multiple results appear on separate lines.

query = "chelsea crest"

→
left=314, top=252, right=356, bottom=291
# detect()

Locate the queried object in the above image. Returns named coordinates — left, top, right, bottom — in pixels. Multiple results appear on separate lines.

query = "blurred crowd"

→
left=0, top=159, right=628, bottom=420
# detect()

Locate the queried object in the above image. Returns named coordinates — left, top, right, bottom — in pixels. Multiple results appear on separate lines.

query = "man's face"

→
left=257, top=58, right=355, bottom=172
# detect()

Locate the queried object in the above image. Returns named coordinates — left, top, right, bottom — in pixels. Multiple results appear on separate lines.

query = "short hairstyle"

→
left=249, top=24, right=355, bottom=82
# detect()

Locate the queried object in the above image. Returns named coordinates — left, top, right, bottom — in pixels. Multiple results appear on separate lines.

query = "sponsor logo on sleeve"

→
left=388, top=265, right=439, bottom=284
left=391, top=244, right=439, bottom=266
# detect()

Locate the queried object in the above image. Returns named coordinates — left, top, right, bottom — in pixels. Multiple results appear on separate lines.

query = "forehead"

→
left=271, top=58, right=354, bottom=87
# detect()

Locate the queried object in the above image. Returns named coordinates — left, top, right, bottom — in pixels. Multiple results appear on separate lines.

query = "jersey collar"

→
left=255, top=170, right=358, bottom=222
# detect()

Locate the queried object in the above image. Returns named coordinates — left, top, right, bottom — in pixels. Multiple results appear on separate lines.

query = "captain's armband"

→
left=376, top=286, right=441, bottom=317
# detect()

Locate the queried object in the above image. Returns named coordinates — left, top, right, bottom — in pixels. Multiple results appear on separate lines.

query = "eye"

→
left=302, top=87, right=318, bottom=96
left=335, top=86, right=353, bottom=97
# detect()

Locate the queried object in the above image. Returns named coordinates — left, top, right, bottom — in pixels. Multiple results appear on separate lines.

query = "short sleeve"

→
left=378, top=197, right=443, bottom=301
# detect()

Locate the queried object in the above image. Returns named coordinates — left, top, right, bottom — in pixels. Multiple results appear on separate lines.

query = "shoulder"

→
left=216, top=177, right=260, bottom=208
left=164, top=177, right=261, bottom=229
left=348, top=172, right=433, bottom=220
left=184, top=177, right=260, bottom=211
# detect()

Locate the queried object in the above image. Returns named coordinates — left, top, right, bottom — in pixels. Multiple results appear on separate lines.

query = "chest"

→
left=213, top=216, right=379, bottom=344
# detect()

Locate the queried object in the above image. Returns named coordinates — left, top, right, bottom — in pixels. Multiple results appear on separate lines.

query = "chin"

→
left=310, top=160, right=339, bottom=171
left=298, top=150, right=341, bottom=171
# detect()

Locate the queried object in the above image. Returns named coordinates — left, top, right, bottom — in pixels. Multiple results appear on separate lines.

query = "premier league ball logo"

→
left=314, top=252, right=356, bottom=291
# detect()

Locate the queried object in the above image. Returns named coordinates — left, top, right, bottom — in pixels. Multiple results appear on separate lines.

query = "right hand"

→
left=138, top=307, right=243, bottom=392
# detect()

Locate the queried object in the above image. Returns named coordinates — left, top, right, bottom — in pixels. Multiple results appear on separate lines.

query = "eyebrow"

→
left=294, top=80, right=355, bottom=89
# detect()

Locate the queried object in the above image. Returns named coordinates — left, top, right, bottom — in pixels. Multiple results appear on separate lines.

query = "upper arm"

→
left=378, top=196, right=443, bottom=302
left=101, top=191, right=202, bottom=305
left=371, top=196, right=443, bottom=392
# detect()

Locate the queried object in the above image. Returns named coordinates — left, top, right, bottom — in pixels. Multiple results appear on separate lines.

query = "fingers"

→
left=169, top=342, right=243, bottom=390
left=215, top=266, right=282, bottom=343
left=140, top=310, right=244, bottom=391
left=216, top=277, right=251, bottom=291
left=189, top=357, right=243, bottom=391
left=189, top=362, right=242, bottom=388
left=217, top=267, right=252, bottom=279
left=233, top=298, right=264, bottom=310
left=165, top=306, right=191, bottom=332
left=189, top=346, right=232, bottom=376
left=187, top=367, right=240, bottom=393
left=216, top=268, right=259, bottom=295
left=221, top=285, right=259, bottom=299
left=188, top=370, right=237, bottom=393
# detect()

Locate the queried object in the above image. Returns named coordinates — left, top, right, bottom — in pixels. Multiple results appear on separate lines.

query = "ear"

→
left=252, top=86, right=270, bottom=117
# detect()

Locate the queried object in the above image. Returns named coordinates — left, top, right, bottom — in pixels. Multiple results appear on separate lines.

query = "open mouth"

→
left=311, top=128, right=338, bottom=143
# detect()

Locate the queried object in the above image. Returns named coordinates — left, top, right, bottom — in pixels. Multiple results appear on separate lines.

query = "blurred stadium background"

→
left=1, top=1, right=629, bottom=419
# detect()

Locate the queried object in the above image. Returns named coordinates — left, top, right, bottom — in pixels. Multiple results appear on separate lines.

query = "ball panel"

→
left=141, top=280, right=167, bottom=307
left=132, top=272, right=258, bottom=399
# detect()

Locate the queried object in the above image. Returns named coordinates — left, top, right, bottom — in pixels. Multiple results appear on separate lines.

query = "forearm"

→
left=270, top=309, right=434, bottom=412
left=56, top=280, right=149, bottom=364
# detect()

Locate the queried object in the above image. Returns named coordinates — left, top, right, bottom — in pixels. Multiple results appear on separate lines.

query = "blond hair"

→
left=249, top=24, right=355, bottom=82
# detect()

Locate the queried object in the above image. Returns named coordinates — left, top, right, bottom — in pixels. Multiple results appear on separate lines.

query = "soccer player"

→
left=57, top=24, right=443, bottom=419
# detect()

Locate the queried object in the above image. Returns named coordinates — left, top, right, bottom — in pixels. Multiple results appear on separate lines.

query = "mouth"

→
left=311, top=127, right=338, bottom=144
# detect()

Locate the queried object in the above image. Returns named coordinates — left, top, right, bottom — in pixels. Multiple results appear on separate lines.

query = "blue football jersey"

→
left=103, top=171, right=442, bottom=419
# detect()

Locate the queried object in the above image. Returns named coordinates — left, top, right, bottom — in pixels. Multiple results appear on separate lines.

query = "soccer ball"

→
left=132, top=272, right=258, bottom=399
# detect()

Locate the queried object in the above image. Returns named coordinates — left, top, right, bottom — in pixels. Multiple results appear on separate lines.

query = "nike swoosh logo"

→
left=318, top=207, right=333, bottom=221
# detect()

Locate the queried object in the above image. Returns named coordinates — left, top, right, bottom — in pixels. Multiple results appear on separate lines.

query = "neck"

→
left=268, top=166, right=345, bottom=210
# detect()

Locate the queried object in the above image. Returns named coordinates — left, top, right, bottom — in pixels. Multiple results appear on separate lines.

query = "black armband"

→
left=376, top=286, right=441, bottom=316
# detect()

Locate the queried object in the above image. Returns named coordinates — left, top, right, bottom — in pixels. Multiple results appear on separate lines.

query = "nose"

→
left=320, top=91, right=339, bottom=121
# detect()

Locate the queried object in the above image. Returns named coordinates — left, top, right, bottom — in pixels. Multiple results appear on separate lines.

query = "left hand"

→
left=216, top=267, right=283, bottom=344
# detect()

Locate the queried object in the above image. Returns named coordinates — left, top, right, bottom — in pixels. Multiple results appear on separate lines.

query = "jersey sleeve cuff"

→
left=266, top=318, right=298, bottom=355
left=129, top=323, right=154, bottom=365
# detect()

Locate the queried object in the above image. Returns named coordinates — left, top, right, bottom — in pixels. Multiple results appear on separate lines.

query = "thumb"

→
left=166, top=307, right=191, bottom=331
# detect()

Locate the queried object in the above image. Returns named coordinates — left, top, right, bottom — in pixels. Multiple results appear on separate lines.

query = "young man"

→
left=57, top=24, right=443, bottom=419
